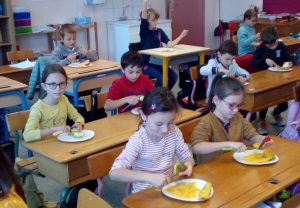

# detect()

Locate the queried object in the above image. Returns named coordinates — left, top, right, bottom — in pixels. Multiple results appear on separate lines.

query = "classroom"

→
left=1, top=0, right=300, bottom=207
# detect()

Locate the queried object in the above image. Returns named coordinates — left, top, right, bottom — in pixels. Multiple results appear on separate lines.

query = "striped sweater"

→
left=110, top=126, right=192, bottom=193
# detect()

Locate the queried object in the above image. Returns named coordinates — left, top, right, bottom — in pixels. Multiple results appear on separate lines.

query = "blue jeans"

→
left=142, top=64, right=178, bottom=90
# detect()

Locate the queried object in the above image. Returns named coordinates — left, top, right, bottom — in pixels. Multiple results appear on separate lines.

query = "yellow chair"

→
left=77, top=188, right=111, bottom=208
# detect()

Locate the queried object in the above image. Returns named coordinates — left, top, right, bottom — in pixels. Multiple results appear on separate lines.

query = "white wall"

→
left=11, top=0, right=165, bottom=60
left=204, top=0, right=263, bottom=50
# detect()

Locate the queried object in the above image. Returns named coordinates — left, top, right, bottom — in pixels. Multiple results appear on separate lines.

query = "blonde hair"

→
left=59, top=24, right=76, bottom=38
left=140, top=8, right=160, bottom=19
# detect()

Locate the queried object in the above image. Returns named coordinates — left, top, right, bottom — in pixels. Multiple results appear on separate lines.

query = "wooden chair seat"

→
left=16, top=157, right=43, bottom=177
left=195, top=99, right=206, bottom=107
left=77, top=188, right=111, bottom=208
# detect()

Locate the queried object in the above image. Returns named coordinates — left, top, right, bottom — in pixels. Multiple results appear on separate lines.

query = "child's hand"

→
left=288, top=62, right=293, bottom=68
left=261, top=136, right=273, bottom=148
left=59, top=125, right=71, bottom=133
left=255, top=32, right=261, bottom=39
left=219, top=68, right=234, bottom=77
left=229, top=142, right=247, bottom=152
left=149, top=173, right=170, bottom=188
left=266, top=58, right=277, bottom=67
left=237, top=76, right=247, bottom=84
left=67, top=53, right=77, bottom=62
left=180, top=29, right=189, bottom=38
left=79, top=48, right=89, bottom=55
left=72, top=122, right=83, bottom=132
left=178, top=162, right=193, bottom=177
left=127, top=96, right=140, bottom=105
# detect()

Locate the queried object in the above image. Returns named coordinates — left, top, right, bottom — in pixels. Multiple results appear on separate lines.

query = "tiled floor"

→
left=16, top=74, right=288, bottom=208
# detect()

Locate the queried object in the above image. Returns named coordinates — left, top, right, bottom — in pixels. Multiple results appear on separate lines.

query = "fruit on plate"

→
left=199, top=182, right=212, bottom=199
left=281, top=62, right=290, bottom=70
left=84, top=60, right=90, bottom=66
left=70, top=128, right=77, bottom=135
left=173, top=160, right=187, bottom=175
left=162, top=48, right=173, bottom=52
left=253, top=142, right=260, bottom=148
left=74, top=132, right=85, bottom=138
left=139, top=95, right=144, bottom=101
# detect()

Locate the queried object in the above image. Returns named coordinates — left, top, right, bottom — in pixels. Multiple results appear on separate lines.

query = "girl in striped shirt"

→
left=109, top=87, right=195, bottom=193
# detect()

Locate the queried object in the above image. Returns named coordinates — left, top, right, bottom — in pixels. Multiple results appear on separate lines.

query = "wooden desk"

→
left=0, top=64, right=32, bottom=84
left=251, top=36, right=300, bottom=55
left=233, top=18, right=300, bottom=37
left=242, top=67, right=300, bottom=120
left=63, top=59, right=122, bottom=107
left=0, top=76, right=27, bottom=140
left=23, top=108, right=201, bottom=187
left=139, top=44, right=210, bottom=87
left=123, top=136, right=300, bottom=208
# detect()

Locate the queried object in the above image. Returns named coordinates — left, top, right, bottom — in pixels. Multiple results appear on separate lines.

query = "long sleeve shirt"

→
left=237, top=23, right=259, bottom=55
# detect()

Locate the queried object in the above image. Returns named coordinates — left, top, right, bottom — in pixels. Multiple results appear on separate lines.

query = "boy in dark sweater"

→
left=252, top=26, right=293, bottom=135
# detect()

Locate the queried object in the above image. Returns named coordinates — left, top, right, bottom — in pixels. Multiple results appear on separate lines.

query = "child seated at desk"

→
left=50, top=23, right=98, bottom=66
left=140, top=0, right=188, bottom=90
left=252, top=26, right=293, bottom=135
left=23, top=64, right=84, bottom=142
left=104, top=51, right=154, bottom=114
left=200, top=40, right=249, bottom=97
left=191, top=73, right=272, bottom=164
left=237, top=9, right=261, bottom=55
left=109, top=87, right=195, bottom=193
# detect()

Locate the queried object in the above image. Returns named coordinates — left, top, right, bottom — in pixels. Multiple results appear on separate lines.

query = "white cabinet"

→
left=107, top=19, right=172, bottom=62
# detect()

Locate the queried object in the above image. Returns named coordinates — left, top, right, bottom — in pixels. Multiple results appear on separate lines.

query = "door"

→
left=169, top=0, right=205, bottom=46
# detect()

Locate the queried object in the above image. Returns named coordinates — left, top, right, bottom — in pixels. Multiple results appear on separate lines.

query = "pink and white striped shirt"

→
left=110, top=126, right=192, bottom=193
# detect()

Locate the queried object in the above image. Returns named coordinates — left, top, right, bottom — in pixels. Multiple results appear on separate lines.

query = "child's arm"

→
left=251, top=45, right=271, bottom=68
left=232, top=60, right=250, bottom=83
left=51, top=49, right=74, bottom=66
left=141, top=0, right=147, bottom=19
left=250, top=135, right=273, bottom=148
left=166, top=30, right=188, bottom=48
left=79, top=48, right=98, bottom=61
left=193, top=141, right=247, bottom=153
left=104, top=96, right=139, bottom=111
left=200, top=59, right=234, bottom=76
left=65, top=96, right=84, bottom=131
left=237, top=28, right=258, bottom=48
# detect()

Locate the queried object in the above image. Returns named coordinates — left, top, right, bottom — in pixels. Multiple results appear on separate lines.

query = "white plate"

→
left=233, top=149, right=279, bottom=165
left=268, top=67, right=292, bottom=72
left=68, top=63, right=93, bottom=68
left=244, top=82, right=249, bottom=86
left=162, top=179, right=213, bottom=202
left=155, top=48, right=175, bottom=52
left=131, top=107, right=140, bottom=115
left=57, top=130, right=95, bottom=142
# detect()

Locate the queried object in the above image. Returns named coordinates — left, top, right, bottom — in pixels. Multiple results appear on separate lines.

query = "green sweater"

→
left=191, top=112, right=259, bottom=164
left=23, top=95, right=84, bottom=142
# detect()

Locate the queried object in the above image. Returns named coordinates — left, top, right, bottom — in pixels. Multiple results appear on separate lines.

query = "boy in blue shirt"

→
left=140, top=0, right=188, bottom=90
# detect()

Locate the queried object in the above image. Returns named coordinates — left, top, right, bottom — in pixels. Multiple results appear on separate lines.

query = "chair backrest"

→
left=128, top=42, right=141, bottom=51
left=84, top=92, right=107, bottom=112
left=178, top=118, right=201, bottom=143
left=77, top=188, right=111, bottom=208
left=5, top=110, right=30, bottom=132
left=7, top=50, right=34, bottom=64
left=228, top=21, right=236, bottom=40
left=232, top=35, right=238, bottom=44
left=235, top=54, right=258, bottom=74
left=87, top=145, right=125, bottom=180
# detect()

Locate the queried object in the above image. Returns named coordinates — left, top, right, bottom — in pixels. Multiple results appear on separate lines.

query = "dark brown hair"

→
left=201, top=72, right=245, bottom=116
left=243, top=9, right=257, bottom=21
left=59, top=23, right=76, bottom=38
left=260, top=26, right=278, bottom=44
left=0, top=146, right=26, bottom=202
left=41, top=64, right=68, bottom=98
left=121, top=51, right=143, bottom=70
left=218, top=40, right=238, bottom=56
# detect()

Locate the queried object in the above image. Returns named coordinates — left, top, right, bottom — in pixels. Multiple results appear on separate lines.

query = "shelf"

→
left=0, top=42, right=12, bottom=46
left=0, top=15, right=9, bottom=19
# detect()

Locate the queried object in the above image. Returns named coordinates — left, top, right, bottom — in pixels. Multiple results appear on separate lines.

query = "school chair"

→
left=7, top=50, right=34, bottom=64
left=228, top=21, right=236, bottom=41
left=232, top=35, right=238, bottom=44
left=84, top=91, right=117, bottom=116
left=235, top=54, right=258, bottom=74
left=5, top=110, right=42, bottom=177
left=77, top=188, right=112, bottom=208
left=189, top=66, right=207, bottom=111
left=87, top=145, right=132, bottom=197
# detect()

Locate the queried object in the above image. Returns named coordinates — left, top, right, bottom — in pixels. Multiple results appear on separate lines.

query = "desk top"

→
left=122, top=136, right=300, bottom=208
left=0, top=76, right=28, bottom=92
left=245, top=67, right=300, bottom=95
left=0, top=64, right=33, bottom=76
left=139, top=44, right=210, bottom=58
left=251, top=36, right=300, bottom=47
left=233, top=18, right=300, bottom=26
left=23, top=108, right=200, bottom=163
left=63, top=59, right=121, bottom=79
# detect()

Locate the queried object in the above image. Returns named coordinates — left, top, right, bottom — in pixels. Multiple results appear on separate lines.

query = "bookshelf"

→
left=0, top=0, right=16, bottom=65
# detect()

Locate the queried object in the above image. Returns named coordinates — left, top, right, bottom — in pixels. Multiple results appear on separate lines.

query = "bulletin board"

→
left=263, top=0, right=299, bottom=14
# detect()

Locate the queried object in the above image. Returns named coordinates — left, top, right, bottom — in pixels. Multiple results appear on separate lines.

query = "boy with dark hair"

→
left=104, top=51, right=154, bottom=113
left=252, top=26, right=293, bottom=134
left=51, top=24, right=98, bottom=65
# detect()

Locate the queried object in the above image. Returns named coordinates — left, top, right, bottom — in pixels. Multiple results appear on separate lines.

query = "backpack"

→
left=177, top=65, right=207, bottom=110
left=277, top=100, right=300, bottom=141
left=294, top=48, right=300, bottom=66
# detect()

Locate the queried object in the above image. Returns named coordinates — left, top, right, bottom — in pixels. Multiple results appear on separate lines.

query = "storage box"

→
left=13, top=11, right=31, bottom=20
left=14, top=19, right=31, bottom=27
left=15, top=26, right=32, bottom=34
left=74, top=16, right=91, bottom=24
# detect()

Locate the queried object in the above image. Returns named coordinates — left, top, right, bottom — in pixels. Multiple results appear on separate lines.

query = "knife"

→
left=258, top=135, right=271, bottom=149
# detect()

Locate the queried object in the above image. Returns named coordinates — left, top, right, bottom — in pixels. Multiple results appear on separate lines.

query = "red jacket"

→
left=107, top=74, right=154, bottom=113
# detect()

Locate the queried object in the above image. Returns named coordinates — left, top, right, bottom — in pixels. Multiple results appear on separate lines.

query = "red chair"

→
left=219, top=20, right=225, bottom=42
left=235, top=54, right=257, bottom=74
left=228, top=21, right=236, bottom=41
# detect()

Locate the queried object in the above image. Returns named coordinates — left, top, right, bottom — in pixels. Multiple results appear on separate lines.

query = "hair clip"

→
left=151, top=104, right=156, bottom=110
left=222, top=74, right=227, bottom=78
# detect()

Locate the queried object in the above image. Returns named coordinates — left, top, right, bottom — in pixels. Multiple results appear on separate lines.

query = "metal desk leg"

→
left=199, top=52, right=205, bottom=65
left=162, top=57, right=170, bottom=87
left=60, top=187, right=71, bottom=204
